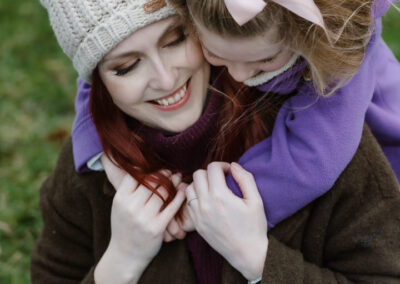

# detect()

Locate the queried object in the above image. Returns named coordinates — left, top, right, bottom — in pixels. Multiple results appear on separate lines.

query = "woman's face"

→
left=99, top=16, right=210, bottom=133
left=194, top=20, right=293, bottom=83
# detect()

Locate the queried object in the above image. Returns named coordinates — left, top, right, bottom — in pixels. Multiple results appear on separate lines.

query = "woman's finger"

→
left=166, top=218, right=186, bottom=240
left=131, top=184, right=154, bottom=205
left=101, top=154, right=127, bottom=190
left=158, top=188, right=186, bottom=228
left=207, top=162, right=231, bottom=194
left=117, top=174, right=139, bottom=196
left=163, top=230, right=175, bottom=243
left=192, top=169, right=209, bottom=200
left=230, top=162, right=261, bottom=202
left=170, top=172, right=183, bottom=188
left=185, top=183, right=200, bottom=211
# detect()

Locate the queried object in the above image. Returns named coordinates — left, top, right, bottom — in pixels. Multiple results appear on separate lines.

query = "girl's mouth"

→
left=149, top=79, right=191, bottom=111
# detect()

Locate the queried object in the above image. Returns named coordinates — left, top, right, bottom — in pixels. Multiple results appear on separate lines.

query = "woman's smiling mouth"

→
left=149, top=80, right=191, bottom=111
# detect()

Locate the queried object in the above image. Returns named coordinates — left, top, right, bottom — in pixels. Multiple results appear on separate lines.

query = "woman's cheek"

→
left=185, top=37, right=206, bottom=67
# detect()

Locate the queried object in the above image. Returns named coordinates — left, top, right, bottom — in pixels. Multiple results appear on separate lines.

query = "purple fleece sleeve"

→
left=71, top=79, right=103, bottom=172
left=226, top=17, right=386, bottom=229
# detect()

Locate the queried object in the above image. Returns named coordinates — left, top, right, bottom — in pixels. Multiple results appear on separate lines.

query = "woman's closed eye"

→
left=114, top=28, right=187, bottom=77
left=162, top=27, right=187, bottom=48
left=115, top=60, right=140, bottom=76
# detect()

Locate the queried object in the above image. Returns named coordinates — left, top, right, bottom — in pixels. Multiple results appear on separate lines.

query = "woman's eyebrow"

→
left=102, top=18, right=183, bottom=63
left=158, top=20, right=182, bottom=44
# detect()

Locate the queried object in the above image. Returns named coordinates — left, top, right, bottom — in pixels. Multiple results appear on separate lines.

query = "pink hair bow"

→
left=224, top=0, right=327, bottom=35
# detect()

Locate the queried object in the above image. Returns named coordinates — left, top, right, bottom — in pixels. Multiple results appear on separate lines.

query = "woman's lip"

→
left=149, top=80, right=191, bottom=111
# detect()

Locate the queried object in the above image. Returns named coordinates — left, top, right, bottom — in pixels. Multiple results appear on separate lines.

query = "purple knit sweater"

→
left=127, top=86, right=225, bottom=284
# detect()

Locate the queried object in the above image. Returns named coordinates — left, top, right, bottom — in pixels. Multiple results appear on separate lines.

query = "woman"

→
left=32, top=0, right=400, bottom=283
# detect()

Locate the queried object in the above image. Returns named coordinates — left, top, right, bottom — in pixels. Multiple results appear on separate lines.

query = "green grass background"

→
left=0, top=0, right=399, bottom=283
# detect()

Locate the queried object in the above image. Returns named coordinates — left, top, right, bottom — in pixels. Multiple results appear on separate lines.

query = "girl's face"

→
left=99, top=16, right=210, bottom=133
left=195, top=21, right=293, bottom=83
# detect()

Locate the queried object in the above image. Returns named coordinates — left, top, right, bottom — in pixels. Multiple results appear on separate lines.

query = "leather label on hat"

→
left=143, top=0, right=167, bottom=13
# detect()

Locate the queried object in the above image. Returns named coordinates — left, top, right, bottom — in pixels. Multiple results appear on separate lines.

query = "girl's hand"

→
left=163, top=183, right=196, bottom=242
left=186, top=162, right=268, bottom=280
left=95, top=172, right=186, bottom=283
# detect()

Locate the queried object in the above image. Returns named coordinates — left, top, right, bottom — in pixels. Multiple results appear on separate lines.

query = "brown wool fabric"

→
left=31, top=126, right=400, bottom=283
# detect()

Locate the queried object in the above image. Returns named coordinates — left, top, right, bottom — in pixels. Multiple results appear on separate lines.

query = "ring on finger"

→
left=187, top=197, right=198, bottom=206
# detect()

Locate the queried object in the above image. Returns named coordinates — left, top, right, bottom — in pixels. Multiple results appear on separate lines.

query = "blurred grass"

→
left=0, top=0, right=399, bottom=283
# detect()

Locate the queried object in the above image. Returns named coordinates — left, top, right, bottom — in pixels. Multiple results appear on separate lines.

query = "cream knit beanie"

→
left=40, top=0, right=177, bottom=82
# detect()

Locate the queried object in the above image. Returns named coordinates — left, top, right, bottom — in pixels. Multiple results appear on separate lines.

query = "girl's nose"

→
left=226, top=62, right=256, bottom=82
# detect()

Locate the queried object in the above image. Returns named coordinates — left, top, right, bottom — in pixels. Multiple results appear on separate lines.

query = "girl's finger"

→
left=230, top=162, right=261, bottom=201
left=207, top=162, right=231, bottom=194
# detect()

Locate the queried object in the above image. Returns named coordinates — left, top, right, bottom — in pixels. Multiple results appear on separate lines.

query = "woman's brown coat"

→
left=31, top=127, right=400, bottom=283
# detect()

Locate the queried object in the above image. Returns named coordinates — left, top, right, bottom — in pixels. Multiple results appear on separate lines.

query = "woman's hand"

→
left=95, top=172, right=186, bottom=283
left=101, top=154, right=127, bottom=189
left=185, top=162, right=268, bottom=280
left=164, top=183, right=196, bottom=242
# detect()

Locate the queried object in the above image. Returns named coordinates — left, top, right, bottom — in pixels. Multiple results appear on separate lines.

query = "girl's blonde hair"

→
left=170, top=0, right=374, bottom=96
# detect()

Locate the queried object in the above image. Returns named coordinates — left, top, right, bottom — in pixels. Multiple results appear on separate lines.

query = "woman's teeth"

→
left=155, top=84, right=187, bottom=106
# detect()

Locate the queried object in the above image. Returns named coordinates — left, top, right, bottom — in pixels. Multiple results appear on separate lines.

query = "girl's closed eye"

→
left=262, top=57, right=275, bottom=63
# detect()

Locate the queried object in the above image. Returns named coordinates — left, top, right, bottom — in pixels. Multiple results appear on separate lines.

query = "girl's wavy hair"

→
left=170, top=0, right=374, bottom=96
left=90, top=67, right=280, bottom=204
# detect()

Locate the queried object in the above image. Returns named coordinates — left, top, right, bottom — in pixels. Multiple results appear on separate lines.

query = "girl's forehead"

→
left=195, top=21, right=282, bottom=62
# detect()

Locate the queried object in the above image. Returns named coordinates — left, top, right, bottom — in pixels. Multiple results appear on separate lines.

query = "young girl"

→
left=32, top=0, right=400, bottom=283
left=72, top=0, right=400, bottom=236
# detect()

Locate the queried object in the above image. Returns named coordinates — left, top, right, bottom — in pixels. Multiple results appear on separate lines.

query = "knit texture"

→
left=128, top=85, right=224, bottom=284
left=40, top=0, right=176, bottom=82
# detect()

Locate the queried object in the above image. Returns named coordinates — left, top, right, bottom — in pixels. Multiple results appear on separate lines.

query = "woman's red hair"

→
left=90, top=67, right=280, bottom=203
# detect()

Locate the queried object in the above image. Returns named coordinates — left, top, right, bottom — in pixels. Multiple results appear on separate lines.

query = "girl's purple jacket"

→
left=71, top=0, right=400, bottom=229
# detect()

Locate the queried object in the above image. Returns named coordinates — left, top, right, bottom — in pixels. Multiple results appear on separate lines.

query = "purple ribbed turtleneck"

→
left=131, top=88, right=224, bottom=284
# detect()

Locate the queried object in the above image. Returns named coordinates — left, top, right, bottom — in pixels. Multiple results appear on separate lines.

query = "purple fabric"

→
left=72, top=79, right=102, bottom=172
left=71, top=0, right=400, bottom=231
left=225, top=10, right=400, bottom=228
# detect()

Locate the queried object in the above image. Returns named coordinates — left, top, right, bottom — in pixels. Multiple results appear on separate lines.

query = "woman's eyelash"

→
left=115, top=60, right=140, bottom=76
left=164, top=32, right=187, bottom=47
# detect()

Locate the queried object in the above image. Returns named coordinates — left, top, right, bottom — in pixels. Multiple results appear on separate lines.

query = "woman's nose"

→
left=150, top=58, right=176, bottom=91
left=226, top=62, right=256, bottom=82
